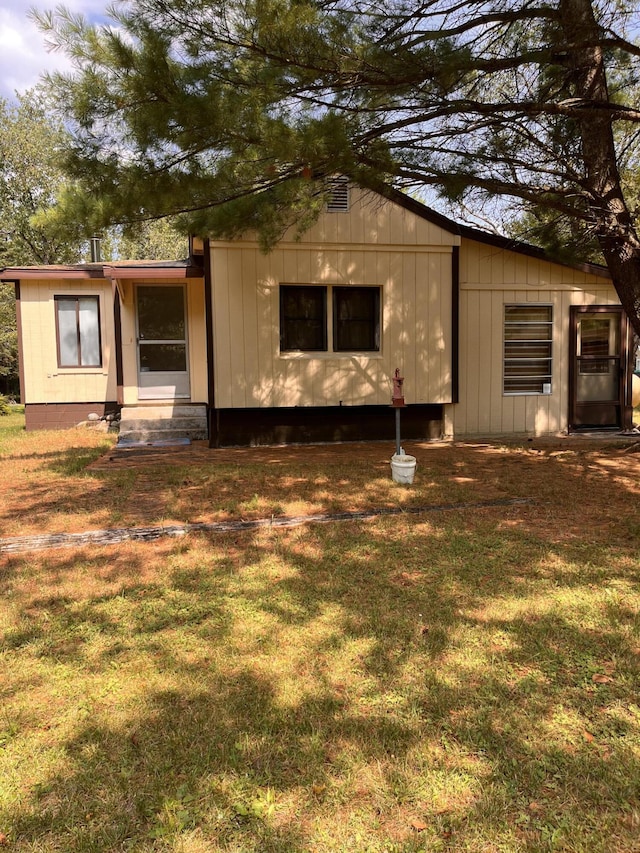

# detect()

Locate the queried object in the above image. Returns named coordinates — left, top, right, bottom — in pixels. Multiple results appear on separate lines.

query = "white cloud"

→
left=0, top=1, right=108, bottom=100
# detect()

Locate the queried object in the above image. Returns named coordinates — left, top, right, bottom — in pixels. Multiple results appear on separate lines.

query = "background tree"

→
left=0, top=90, right=88, bottom=266
left=114, top=218, right=190, bottom=261
left=37, top=0, right=640, bottom=334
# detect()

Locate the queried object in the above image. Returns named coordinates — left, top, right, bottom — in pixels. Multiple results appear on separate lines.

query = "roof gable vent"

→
left=326, top=178, right=350, bottom=212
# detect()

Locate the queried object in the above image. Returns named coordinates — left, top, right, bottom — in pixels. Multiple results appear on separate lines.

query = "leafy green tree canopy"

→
left=36, top=0, right=640, bottom=334
left=0, top=90, right=88, bottom=266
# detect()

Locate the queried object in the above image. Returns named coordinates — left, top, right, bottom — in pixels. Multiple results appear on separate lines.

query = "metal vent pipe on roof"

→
left=90, top=236, right=102, bottom=263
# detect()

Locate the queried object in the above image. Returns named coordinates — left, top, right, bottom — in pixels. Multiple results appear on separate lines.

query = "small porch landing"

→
left=117, top=404, right=208, bottom=444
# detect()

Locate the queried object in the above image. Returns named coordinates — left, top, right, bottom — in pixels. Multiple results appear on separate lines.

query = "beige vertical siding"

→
left=210, top=189, right=457, bottom=409
left=448, top=238, right=620, bottom=437
left=186, top=279, right=208, bottom=403
left=19, top=279, right=117, bottom=404
left=295, top=186, right=455, bottom=248
left=119, top=280, right=137, bottom=405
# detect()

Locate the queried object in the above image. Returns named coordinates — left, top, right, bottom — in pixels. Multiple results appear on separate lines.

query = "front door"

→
left=136, top=285, right=190, bottom=400
left=569, top=306, right=631, bottom=430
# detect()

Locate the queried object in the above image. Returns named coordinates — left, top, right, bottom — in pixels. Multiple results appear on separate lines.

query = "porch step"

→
left=118, top=405, right=208, bottom=443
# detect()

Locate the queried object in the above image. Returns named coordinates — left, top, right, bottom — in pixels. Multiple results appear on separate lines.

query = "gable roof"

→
left=372, top=184, right=612, bottom=280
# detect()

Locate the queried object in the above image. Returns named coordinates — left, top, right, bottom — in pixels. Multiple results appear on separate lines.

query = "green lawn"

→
left=0, top=405, right=25, bottom=448
left=0, top=422, right=639, bottom=852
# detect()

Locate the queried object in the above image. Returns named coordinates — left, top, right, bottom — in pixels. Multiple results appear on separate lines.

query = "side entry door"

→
left=569, top=305, right=632, bottom=430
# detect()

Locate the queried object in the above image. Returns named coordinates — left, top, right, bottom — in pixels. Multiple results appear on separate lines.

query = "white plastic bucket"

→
left=390, top=453, right=417, bottom=485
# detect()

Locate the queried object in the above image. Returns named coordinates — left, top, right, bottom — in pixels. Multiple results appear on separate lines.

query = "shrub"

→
left=0, top=396, right=11, bottom=416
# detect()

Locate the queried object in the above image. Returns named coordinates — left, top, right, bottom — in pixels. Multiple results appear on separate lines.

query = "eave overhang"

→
left=0, top=260, right=204, bottom=282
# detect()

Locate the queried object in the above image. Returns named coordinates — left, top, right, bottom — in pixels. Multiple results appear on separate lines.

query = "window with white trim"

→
left=55, top=296, right=102, bottom=368
left=503, top=304, right=552, bottom=394
left=280, top=285, right=380, bottom=353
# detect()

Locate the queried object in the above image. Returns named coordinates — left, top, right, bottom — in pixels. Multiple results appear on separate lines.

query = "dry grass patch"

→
left=0, top=516, right=639, bottom=852
left=1, top=417, right=640, bottom=850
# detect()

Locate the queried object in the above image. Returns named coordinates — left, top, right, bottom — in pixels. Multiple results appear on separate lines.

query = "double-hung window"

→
left=503, top=305, right=552, bottom=394
left=55, top=296, right=102, bottom=368
left=280, top=285, right=380, bottom=354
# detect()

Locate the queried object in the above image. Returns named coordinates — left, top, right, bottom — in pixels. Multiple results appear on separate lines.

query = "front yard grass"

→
left=0, top=405, right=26, bottom=449
left=1, top=422, right=639, bottom=851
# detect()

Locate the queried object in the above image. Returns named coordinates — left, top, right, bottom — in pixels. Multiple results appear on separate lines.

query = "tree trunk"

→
left=558, top=0, right=640, bottom=337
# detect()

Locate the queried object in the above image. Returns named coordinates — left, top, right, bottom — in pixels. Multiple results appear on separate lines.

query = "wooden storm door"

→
left=569, top=306, right=632, bottom=430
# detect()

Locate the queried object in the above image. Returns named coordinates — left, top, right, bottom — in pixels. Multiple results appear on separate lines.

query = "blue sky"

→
left=0, top=0, right=107, bottom=101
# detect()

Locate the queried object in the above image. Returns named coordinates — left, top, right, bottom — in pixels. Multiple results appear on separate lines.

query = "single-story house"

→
left=1, top=183, right=636, bottom=445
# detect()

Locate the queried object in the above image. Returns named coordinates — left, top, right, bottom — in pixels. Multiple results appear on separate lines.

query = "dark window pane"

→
left=579, top=318, right=616, bottom=357
left=504, top=306, right=552, bottom=324
left=280, top=286, right=327, bottom=351
left=333, top=287, right=380, bottom=351
left=505, top=323, right=553, bottom=341
left=137, top=286, right=185, bottom=341
left=505, top=341, right=552, bottom=359
left=579, top=358, right=612, bottom=375
left=139, top=344, right=187, bottom=372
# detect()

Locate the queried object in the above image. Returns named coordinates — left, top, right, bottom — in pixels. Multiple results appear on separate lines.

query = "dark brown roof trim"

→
left=0, top=265, right=106, bottom=280
left=0, top=260, right=204, bottom=282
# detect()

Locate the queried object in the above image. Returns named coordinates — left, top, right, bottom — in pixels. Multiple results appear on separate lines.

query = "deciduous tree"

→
left=0, top=90, right=87, bottom=266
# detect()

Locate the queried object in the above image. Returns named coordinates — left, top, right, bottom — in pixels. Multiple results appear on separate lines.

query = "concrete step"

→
left=119, top=417, right=207, bottom=434
left=118, top=428, right=208, bottom=444
left=120, top=405, right=206, bottom=421
left=118, top=404, right=208, bottom=443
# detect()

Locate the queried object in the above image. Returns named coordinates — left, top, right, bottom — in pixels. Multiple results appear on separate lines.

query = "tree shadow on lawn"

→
left=2, top=510, right=640, bottom=851
left=0, top=442, right=112, bottom=471
left=2, top=441, right=640, bottom=548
